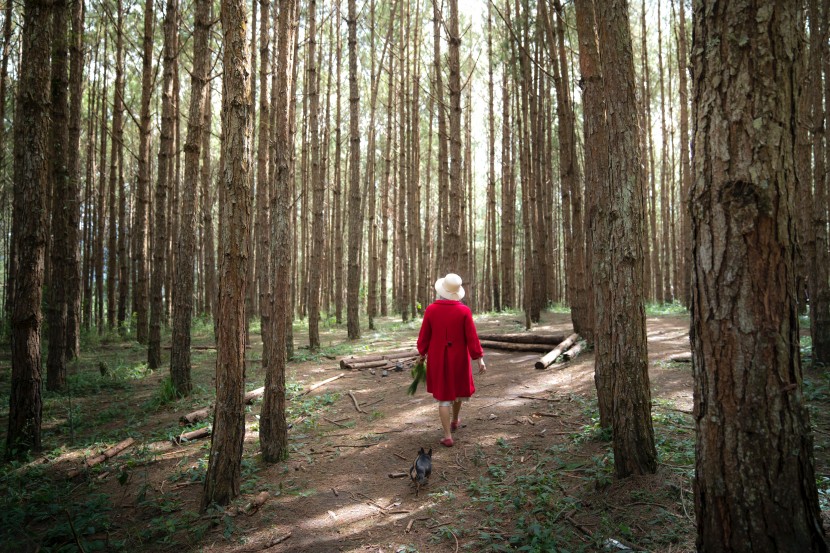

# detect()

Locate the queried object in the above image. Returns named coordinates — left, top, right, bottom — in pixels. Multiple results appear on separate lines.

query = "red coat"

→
left=416, top=299, right=484, bottom=402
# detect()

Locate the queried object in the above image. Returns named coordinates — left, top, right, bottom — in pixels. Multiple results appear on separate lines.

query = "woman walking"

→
left=416, top=273, right=486, bottom=447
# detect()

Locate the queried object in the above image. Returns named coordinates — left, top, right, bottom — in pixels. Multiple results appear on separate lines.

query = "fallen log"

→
left=346, top=359, right=389, bottom=370
left=172, top=426, right=211, bottom=445
left=180, top=406, right=212, bottom=425
left=535, top=333, right=580, bottom=370
left=477, top=332, right=566, bottom=345
left=667, top=352, right=692, bottom=363
left=481, top=340, right=553, bottom=353
left=339, top=350, right=419, bottom=370
left=68, top=438, right=135, bottom=478
left=244, top=387, right=265, bottom=404
left=562, top=341, right=584, bottom=361
left=295, top=373, right=346, bottom=396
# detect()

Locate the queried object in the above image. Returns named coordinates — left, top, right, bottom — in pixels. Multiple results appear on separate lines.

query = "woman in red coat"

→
left=416, top=273, right=486, bottom=447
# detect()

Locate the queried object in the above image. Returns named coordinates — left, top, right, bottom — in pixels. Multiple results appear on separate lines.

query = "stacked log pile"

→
left=477, top=331, right=583, bottom=370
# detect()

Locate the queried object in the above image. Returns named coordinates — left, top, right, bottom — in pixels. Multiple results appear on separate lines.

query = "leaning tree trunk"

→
left=202, top=0, right=252, bottom=509
left=46, top=0, right=70, bottom=391
left=593, top=0, right=657, bottom=475
left=148, top=0, right=178, bottom=370
left=691, top=0, right=828, bottom=550
left=7, top=0, right=51, bottom=459
left=170, top=0, right=211, bottom=397
left=345, top=0, right=362, bottom=339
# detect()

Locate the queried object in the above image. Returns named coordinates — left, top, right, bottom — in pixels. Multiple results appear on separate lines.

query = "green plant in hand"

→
left=408, top=358, right=426, bottom=395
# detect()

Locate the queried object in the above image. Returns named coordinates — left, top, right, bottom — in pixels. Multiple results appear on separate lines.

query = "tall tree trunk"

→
left=149, top=0, right=178, bottom=370
left=7, top=0, right=51, bottom=459
left=255, top=0, right=271, bottom=366
left=307, top=0, right=322, bottom=349
left=0, top=0, right=13, bottom=329
left=64, top=0, right=83, bottom=359
left=433, top=0, right=449, bottom=276
left=593, top=0, right=657, bottom=474
left=202, top=0, right=252, bottom=508
left=261, top=0, right=296, bottom=463
left=691, top=1, right=828, bottom=549
left=487, top=2, right=499, bottom=312
left=108, top=0, right=125, bottom=334
left=135, top=0, right=154, bottom=344
left=676, top=0, right=691, bottom=307
left=810, top=0, right=830, bottom=365
left=333, top=0, right=344, bottom=324
left=171, top=0, right=211, bottom=397
left=345, top=0, right=362, bottom=339
left=657, top=0, right=672, bottom=303
left=95, top=33, right=108, bottom=334
left=500, top=7, right=515, bottom=310
left=642, top=0, right=661, bottom=304
left=380, top=42, right=394, bottom=319
left=446, top=0, right=463, bottom=272
left=202, top=85, right=216, bottom=321
left=46, top=0, right=70, bottom=391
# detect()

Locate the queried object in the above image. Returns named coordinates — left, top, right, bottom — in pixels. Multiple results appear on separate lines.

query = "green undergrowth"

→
left=645, top=301, right=689, bottom=316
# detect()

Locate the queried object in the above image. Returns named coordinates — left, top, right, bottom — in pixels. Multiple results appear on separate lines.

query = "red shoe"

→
left=440, top=438, right=454, bottom=447
left=451, top=419, right=461, bottom=431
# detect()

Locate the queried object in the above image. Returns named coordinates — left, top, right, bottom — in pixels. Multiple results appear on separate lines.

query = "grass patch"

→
left=645, top=301, right=688, bottom=316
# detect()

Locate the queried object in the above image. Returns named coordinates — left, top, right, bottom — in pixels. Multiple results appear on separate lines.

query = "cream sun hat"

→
left=435, top=273, right=465, bottom=301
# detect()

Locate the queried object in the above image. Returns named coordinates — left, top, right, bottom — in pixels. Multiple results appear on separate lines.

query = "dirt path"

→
left=151, top=312, right=695, bottom=553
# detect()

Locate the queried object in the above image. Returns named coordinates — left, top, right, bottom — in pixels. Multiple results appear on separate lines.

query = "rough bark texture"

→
left=202, top=0, right=252, bottom=509
left=201, top=87, right=216, bottom=321
left=593, top=0, right=657, bottom=476
left=65, top=0, right=83, bottom=359
left=110, top=0, right=125, bottom=334
left=149, top=0, right=178, bottom=370
left=171, top=0, right=211, bottom=397
left=260, top=0, right=295, bottom=463
left=135, top=0, right=154, bottom=344
left=345, top=0, right=361, bottom=339
left=574, top=0, right=607, bottom=423
left=809, top=0, right=830, bottom=365
left=7, top=0, right=51, bottom=458
left=691, top=1, right=828, bottom=550
left=445, top=0, right=462, bottom=273
left=255, top=0, right=271, bottom=367
left=677, top=0, right=691, bottom=307
left=46, top=0, right=70, bottom=391
left=307, top=0, right=322, bottom=349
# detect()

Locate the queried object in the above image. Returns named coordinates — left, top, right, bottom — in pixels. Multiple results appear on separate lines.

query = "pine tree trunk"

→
left=46, top=0, right=70, bottom=391
left=7, top=0, right=51, bottom=459
left=149, top=0, right=178, bottom=370
left=307, top=0, right=323, bottom=349
left=446, top=0, right=463, bottom=273
left=345, top=0, right=362, bottom=339
left=95, top=37, right=108, bottom=334
left=171, top=0, right=211, bottom=397
left=676, top=0, right=691, bottom=307
left=487, top=3, right=499, bottom=312
left=107, top=0, right=124, bottom=334
left=593, top=0, right=657, bottom=474
left=691, top=1, right=828, bottom=549
left=380, top=44, right=393, bottom=319
left=642, top=0, right=661, bottom=304
left=261, top=0, right=296, bottom=463
left=64, top=0, right=83, bottom=359
left=500, top=12, right=515, bottom=310
left=0, top=0, right=13, bottom=328
left=201, top=85, right=216, bottom=321
left=202, top=0, right=252, bottom=508
left=810, top=0, right=830, bottom=365
left=657, top=0, right=672, bottom=303
left=135, top=0, right=154, bottom=344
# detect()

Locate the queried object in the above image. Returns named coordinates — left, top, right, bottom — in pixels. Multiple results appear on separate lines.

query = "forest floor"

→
left=1, top=308, right=829, bottom=553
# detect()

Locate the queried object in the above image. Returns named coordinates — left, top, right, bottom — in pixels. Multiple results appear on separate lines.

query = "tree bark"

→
left=691, top=1, right=828, bottom=549
left=7, top=0, right=51, bottom=459
left=149, top=0, right=178, bottom=370
left=202, top=0, right=252, bottom=509
left=445, top=0, right=463, bottom=273
left=260, top=0, right=296, bottom=463
left=46, top=0, right=70, bottom=391
left=593, top=0, right=657, bottom=476
left=345, top=0, right=362, bottom=339
left=307, top=0, right=322, bottom=349
left=171, top=0, right=211, bottom=397
left=202, top=85, right=216, bottom=322
left=135, top=0, right=154, bottom=344
left=110, top=0, right=125, bottom=334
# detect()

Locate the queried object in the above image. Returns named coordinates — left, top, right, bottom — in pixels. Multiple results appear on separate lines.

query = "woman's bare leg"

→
left=452, top=400, right=462, bottom=425
left=439, top=404, right=452, bottom=440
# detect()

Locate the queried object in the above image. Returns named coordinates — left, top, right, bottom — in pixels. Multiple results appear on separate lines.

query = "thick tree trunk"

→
left=677, top=0, right=691, bottom=307
left=46, top=0, right=70, bottom=391
left=691, top=1, right=828, bottom=549
left=7, top=0, right=51, bottom=459
left=171, top=0, right=211, bottom=397
left=202, top=87, right=216, bottom=321
left=255, top=0, right=271, bottom=367
left=594, top=0, right=657, bottom=476
left=261, top=0, right=296, bottom=463
left=202, top=0, right=252, bottom=509
left=135, top=0, right=154, bottom=344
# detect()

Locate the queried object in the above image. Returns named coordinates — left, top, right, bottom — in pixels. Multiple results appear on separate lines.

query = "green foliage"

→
left=143, top=377, right=181, bottom=410
left=645, top=301, right=689, bottom=316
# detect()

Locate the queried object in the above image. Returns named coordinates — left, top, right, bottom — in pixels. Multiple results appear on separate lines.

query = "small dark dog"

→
left=409, top=447, right=432, bottom=497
